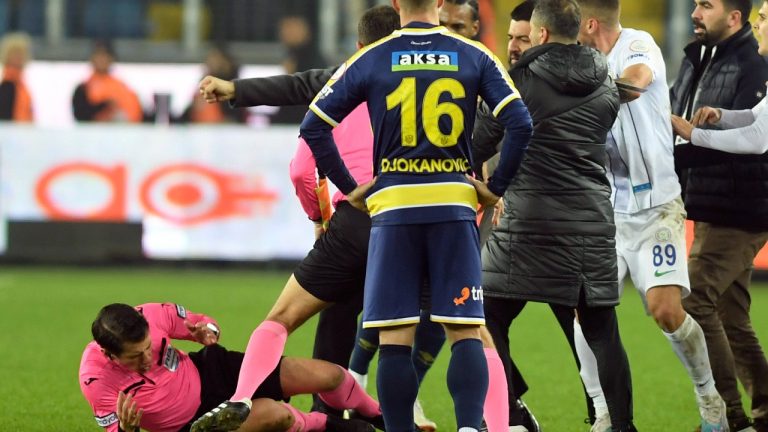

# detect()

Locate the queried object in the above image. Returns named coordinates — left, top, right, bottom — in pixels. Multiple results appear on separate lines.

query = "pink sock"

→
left=230, top=321, right=288, bottom=402
left=319, top=366, right=381, bottom=417
left=283, top=403, right=328, bottom=432
left=484, top=347, right=509, bottom=432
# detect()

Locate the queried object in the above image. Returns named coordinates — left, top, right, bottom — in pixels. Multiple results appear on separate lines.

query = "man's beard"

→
left=693, top=19, right=725, bottom=44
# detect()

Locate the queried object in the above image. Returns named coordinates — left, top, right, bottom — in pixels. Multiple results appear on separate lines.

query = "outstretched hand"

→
left=185, top=320, right=219, bottom=346
left=198, top=75, right=235, bottom=103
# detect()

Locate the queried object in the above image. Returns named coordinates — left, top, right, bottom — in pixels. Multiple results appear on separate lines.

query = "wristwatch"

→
left=205, top=322, right=220, bottom=337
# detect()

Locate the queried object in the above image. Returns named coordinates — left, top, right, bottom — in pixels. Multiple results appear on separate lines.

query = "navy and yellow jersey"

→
left=301, top=22, right=523, bottom=226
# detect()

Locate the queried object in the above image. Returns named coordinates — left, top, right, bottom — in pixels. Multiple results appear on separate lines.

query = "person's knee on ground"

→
left=646, top=285, right=686, bottom=332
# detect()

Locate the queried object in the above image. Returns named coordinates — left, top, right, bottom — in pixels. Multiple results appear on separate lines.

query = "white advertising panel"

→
left=0, top=124, right=317, bottom=260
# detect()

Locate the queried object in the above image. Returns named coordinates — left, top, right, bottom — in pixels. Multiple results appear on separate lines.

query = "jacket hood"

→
left=515, top=43, right=608, bottom=97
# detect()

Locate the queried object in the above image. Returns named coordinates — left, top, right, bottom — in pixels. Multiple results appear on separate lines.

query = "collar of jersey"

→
left=397, top=21, right=446, bottom=35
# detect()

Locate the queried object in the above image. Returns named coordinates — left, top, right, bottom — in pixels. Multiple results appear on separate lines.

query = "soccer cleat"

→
left=697, top=392, right=729, bottom=432
left=508, top=427, right=530, bottom=432
left=590, top=413, right=611, bottom=432
left=190, top=400, right=250, bottom=432
left=510, top=399, right=540, bottom=432
left=413, top=399, right=437, bottom=432
left=326, top=414, right=376, bottom=432
left=349, top=410, right=386, bottom=431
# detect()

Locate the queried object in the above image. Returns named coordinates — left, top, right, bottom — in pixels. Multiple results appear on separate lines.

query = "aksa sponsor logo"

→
left=391, top=51, right=458, bottom=72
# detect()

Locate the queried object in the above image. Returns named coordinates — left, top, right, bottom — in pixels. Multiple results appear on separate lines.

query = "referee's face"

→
left=113, top=334, right=153, bottom=373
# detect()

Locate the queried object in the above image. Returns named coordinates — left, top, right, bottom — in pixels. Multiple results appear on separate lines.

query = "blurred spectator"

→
left=271, top=15, right=327, bottom=124
left=180, top=46, right=246, bottom=124
left=0, top=32, right=33, bottom=122
left=72, top=41, right=143, bottom=123
left=279, top=15, right=327, bottom=74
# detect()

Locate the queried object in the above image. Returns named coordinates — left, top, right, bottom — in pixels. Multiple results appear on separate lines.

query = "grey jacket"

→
left=476, top=43, right=620, bottom=307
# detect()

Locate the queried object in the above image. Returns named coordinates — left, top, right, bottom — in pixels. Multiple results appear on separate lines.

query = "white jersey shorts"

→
left=615, top=196, right=690, bottom=308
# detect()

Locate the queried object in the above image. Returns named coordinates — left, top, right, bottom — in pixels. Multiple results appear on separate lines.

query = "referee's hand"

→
left=346, top=178, right=376, bottom=214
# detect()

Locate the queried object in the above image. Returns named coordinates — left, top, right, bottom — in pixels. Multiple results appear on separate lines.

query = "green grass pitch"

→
left=1, top=266, right=766, bottom=431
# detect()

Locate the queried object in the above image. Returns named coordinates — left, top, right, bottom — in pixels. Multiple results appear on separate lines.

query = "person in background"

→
left=181, top=46, right=246, bottom=124
left=439, top=0, right=479, bottom=40
left=670, top=0, right=768, bottom=429
left=271, top=15, right=328, bottom=124
left=72, top=40, right=143, bottom=123
left=0, top=32, right=33, bottom=122
left=670, top=3, right=768, bottom=432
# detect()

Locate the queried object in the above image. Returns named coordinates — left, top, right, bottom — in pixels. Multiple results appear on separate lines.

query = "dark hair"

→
left=511, top=1, right=536, bottom=22
left=445, top=0, right=480, bottom=21
left=358, top=5, right=401, bottom=45
left=722, top=0, right=752, bottom=25
left=91, top=304, right=148, bottom=356
left=532, top=0, right=581, bottom=40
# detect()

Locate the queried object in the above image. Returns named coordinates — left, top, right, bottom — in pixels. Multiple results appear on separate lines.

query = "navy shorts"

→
left=362, top=220, right=485, bottom=328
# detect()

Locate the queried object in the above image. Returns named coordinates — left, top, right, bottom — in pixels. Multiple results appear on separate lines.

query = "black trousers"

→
left=575, top=297, right=633, bottom=429
left=484, top=296, right=598, bottom=424
left=310, top=292, right=364, bottom=415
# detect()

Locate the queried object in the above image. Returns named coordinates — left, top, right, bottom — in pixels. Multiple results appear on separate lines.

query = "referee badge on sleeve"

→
left=95, top=412, right=118, bottom=427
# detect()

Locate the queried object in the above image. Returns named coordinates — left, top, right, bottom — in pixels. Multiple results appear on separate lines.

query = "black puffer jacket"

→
left=477, top=43, right=620, bottom=307
left=670, top=24, right=768, bottom=230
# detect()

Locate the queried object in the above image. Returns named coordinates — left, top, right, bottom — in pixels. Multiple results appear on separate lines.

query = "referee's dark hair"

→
left=92, top=303, right=149, bottom=357
left=445, top=0, right=480, bottom=21
left=511, top=0, right=535, bottom=22
left=358, top=5, right=401, bottom=46
left=532, top=0, right=581, bottom=41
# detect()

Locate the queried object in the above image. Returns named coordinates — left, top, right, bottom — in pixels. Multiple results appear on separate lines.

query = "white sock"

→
left=663, top=314, right=717, bottom=397
left=574, top=319, right=608, bottom=418
left=348, top=369, right=368, bottom=389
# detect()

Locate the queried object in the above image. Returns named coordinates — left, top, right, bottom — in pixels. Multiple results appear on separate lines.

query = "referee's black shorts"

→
left=293, top=201, right=371, bottom=303
left=181, top=344, right=286, bottom=431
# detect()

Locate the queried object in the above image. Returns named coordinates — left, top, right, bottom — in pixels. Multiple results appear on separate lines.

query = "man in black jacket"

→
left=670, top=0, right=768, bottom=430
left=472, top=2, right=589, bottom=431
left=474, top=0, right=636, bottom=430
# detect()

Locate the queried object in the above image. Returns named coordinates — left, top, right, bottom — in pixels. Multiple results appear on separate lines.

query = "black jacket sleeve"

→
left=231, top=67, right=337, bottom=108
left=72, top=84, right=110, bottom=121
left=0, top=82, right=16, bottom=120
left=732, top=57, right=768, bottom=110
left=471, top=100, right=505, bottom=179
